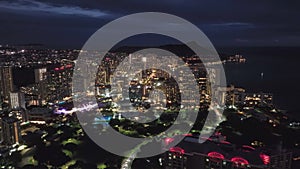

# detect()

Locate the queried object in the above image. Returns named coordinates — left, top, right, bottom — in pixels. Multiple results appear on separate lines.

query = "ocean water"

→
left=221, top=47, right=300, bottom=115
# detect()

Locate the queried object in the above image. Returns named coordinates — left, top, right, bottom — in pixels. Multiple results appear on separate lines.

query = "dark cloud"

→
left=0, top=0, right=299, bottom=47
left=0, top=0, right=111, bottom=18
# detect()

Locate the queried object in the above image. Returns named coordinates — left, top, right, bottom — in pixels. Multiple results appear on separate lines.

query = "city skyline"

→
left=0, top=45, right=299, bottom=168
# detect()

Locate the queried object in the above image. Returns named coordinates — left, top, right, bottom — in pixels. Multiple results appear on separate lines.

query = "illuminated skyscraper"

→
left=34, top=68, right=47, bottom=83
left=34, top=68, right=48, bottom=105
left=9, top=91, right=26, bottom=109
left=0, top=66, right=14, bottom=102
left=1, top=116, right=21, bottom=146
left=46, top=65, right=73, bottom=102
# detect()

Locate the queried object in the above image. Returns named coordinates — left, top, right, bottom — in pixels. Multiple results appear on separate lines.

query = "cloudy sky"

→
left=0, top=0, right=300, bottom=48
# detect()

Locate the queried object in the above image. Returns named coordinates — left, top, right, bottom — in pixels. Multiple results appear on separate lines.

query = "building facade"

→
left=163, top=135, right=292, bottom=169
left=1, top=117, right=21, bottom=146
left=9, top=91, right=26, bottom=109
left=0, top=66, right=14, bottom=102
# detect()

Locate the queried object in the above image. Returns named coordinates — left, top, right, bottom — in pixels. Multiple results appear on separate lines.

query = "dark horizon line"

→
left=2, top=42, right=300, bottom=50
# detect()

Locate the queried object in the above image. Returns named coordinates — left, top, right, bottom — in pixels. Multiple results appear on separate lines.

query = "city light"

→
left=207, top=151, right=225, bottom=162
left=169, top=147, right=185, bottom=154
left=231, top=157, right=249, bottom=165
left=260, top=153, right=270, bottom=165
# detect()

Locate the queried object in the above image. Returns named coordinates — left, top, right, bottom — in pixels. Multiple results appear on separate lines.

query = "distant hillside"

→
left=112, top=44, right=228, bottom=60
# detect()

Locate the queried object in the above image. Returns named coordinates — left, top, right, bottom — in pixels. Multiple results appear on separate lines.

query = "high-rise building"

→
left=243, top=92, right=273, bottom=108
left=9, top=91, right=26, bottom=109
left=34, top=68, right=47, bottom=83
left=0, top=66, right=14, bottom=102
left=46, top=64, right=73, bottom=102
left=1, top=117, right=21, bottom=146
left=215, top=85, right=246, bottom=108
left=207, top=67, right=221, bottom=87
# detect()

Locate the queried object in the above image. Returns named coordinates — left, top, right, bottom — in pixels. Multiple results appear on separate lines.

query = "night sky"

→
left=0, top=0, right=300, bottom=48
